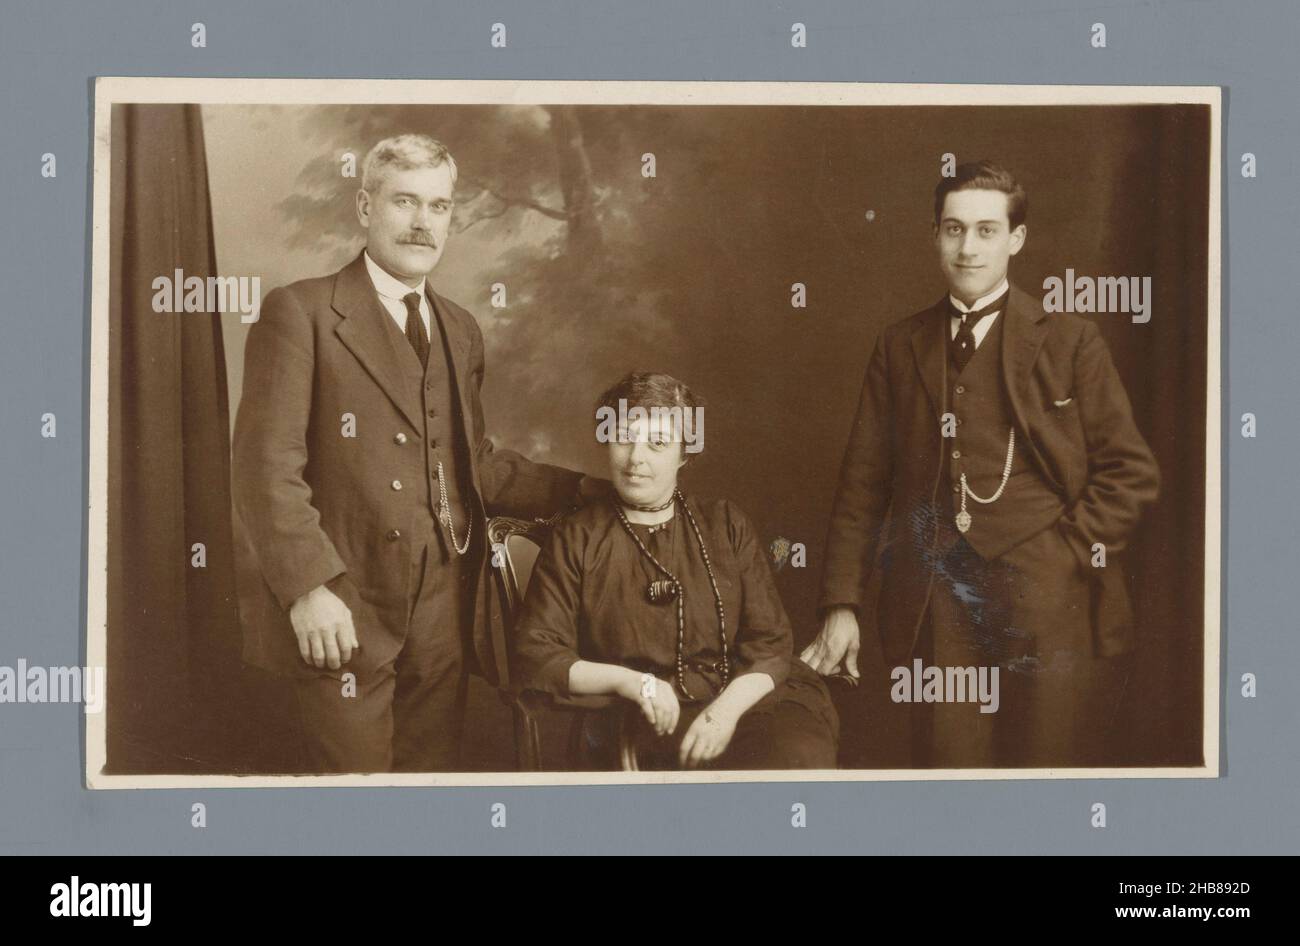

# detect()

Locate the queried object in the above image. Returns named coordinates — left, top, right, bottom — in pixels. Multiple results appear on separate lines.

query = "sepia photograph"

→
left=86, top=78, right=1220, bottom=786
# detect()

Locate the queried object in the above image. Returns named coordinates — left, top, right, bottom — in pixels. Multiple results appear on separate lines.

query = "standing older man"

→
left=233, top=134, right=595, bottom=773
left=803, top=161, right=1160, bottom=768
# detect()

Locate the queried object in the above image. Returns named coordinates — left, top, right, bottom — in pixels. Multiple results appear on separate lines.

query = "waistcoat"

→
left=380, top=295, right=475, bottom=560
left=937, top=313, right=1064, bottom=560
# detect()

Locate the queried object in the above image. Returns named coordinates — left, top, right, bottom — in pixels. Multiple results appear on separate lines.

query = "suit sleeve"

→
left=1056, top=321, right=1161, bottom=570
left=818, top=335, right=896, bottom=613
left=231, top=287, right=347, bottom=610
left=462, top=312, right=588, bottom=519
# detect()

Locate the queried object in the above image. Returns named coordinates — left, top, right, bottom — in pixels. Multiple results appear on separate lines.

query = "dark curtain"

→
left=105, top=104, right=248, bottom=773
left=1116, top=106, right=1210, bottom=765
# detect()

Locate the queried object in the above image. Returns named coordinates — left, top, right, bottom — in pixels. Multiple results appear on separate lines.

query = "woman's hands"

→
left=621, top=671, right=680, bottom=736
left=678, top=705, right=738, bottom=768
left=615, top=670, right=764, bottom=766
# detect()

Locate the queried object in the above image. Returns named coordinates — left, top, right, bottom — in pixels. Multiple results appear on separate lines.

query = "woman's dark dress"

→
left=514, top=496, right=838, bottom=770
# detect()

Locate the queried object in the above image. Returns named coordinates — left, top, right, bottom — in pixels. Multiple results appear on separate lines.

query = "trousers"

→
left=292, top=530, right=473, bottom=773
left=911, top=525, right=1134, bottom=768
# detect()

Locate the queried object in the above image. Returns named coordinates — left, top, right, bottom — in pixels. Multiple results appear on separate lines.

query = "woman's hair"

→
left=595, top=371, right=704, bottom=462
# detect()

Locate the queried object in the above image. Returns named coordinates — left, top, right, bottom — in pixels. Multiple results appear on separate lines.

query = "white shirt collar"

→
left=364, top=250, right=426, bottom=303
left=948, top=276, right=1009, bottom=317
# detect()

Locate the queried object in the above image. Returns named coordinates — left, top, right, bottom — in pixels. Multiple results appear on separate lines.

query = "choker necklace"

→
left=619, top=495, right=675, bottom=513
left=612, top=489, right=731, bottom=701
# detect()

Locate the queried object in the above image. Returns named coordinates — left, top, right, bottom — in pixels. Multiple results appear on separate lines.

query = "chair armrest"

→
left=513, top=689, right=622, bottom=712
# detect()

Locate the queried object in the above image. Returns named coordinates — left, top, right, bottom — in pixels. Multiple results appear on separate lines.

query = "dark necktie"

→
left=403, top=291, right=430, bottom=369
left=949, top=291, right=1007, bottom=372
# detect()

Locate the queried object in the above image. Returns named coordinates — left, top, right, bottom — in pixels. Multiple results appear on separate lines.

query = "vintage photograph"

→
left=86, top=79, right=1220, bottom=786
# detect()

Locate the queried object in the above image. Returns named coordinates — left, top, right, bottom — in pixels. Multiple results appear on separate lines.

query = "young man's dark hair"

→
left=933, top=160, right=1028, bottom=229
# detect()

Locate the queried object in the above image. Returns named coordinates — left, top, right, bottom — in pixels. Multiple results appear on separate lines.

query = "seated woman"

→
left=514, top=372, right=838, bottom=770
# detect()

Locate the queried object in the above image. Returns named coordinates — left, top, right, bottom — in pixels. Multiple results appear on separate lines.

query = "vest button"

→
left=951, top=450, right=961, bottom=459
left=393, top=433, right=407, bottom=445
left=954, top=385, right=966, bottom=395
left=952, top=484, right=960, bottom=493
left=391, top=479, right=403, bottom=491
left=386, top=529, right=401, bottom=541
left=427, top=408, right=436, bottom=417
left=428, top=439, right=437, bottom=449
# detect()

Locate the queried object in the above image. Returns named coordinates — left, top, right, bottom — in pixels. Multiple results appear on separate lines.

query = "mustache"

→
left=398, top=233, right=438, bottom=247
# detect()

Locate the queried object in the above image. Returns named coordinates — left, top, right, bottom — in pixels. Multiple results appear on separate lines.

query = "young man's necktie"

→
left=949, top=291, right=1007, bottom=372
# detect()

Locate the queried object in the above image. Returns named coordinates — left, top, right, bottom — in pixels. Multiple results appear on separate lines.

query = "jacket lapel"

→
left=426, top=285, right=492, bottom=513
left=909, top=297, right=950, bottom=419
left=332, top=252, right=422, bottom=430
left=426, top=284, right=473, bottom=402
left=999, top=284, right=1050, bottom=441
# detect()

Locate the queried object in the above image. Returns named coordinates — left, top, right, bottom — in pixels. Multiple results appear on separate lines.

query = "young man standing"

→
left=803, top=161, right=1159, bottom=767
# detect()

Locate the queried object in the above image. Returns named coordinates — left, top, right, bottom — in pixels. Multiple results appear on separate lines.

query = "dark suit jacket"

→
left=819, top=284, right=1160, bottom=661
left=231, top=251, right=583, bottom=684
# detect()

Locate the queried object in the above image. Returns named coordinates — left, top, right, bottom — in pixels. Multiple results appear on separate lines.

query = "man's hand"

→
left=288, top=583, right=358, bottom=670
left=678, top=705, right=738, bottom=768
left=800, top=606, right=861, bottom=679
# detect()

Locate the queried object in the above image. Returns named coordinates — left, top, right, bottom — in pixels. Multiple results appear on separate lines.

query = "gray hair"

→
left=360, top=134, right=459, bottom=194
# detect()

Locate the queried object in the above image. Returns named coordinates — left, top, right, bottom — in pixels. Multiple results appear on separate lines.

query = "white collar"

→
left=364, top=250, right=427, bottom=303
left=948, top=276, right=1009, bottom=316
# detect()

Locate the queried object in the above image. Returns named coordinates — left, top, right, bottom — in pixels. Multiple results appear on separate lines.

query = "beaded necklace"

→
left=613, top=488, right=731, bottom=702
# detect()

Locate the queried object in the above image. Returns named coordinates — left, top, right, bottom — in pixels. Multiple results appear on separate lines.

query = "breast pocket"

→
left=1047, top=392, right=1082, bottom=429
left=1043, top=393, right=1086, bottom=498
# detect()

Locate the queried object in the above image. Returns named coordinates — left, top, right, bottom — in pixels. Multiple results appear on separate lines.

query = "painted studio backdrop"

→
left=105, top=102, right=1210, bottom=773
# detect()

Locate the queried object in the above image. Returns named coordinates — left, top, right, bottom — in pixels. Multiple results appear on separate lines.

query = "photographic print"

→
left=85, top=78, right=1219, bottom=786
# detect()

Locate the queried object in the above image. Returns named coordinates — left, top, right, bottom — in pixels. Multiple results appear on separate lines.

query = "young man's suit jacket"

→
left=819, top=283, right=1160, bottom=662
left=231, top=251, right=583, bottom=686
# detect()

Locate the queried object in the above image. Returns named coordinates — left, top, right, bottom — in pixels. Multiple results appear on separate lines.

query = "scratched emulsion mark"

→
left=910, top=502, right=947, bottom=569
left=1006, top=654, right=1042, bottom=674
left=769, top=537, right=793, bottom=571
left=909, top=499, right=1018, bottom=664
